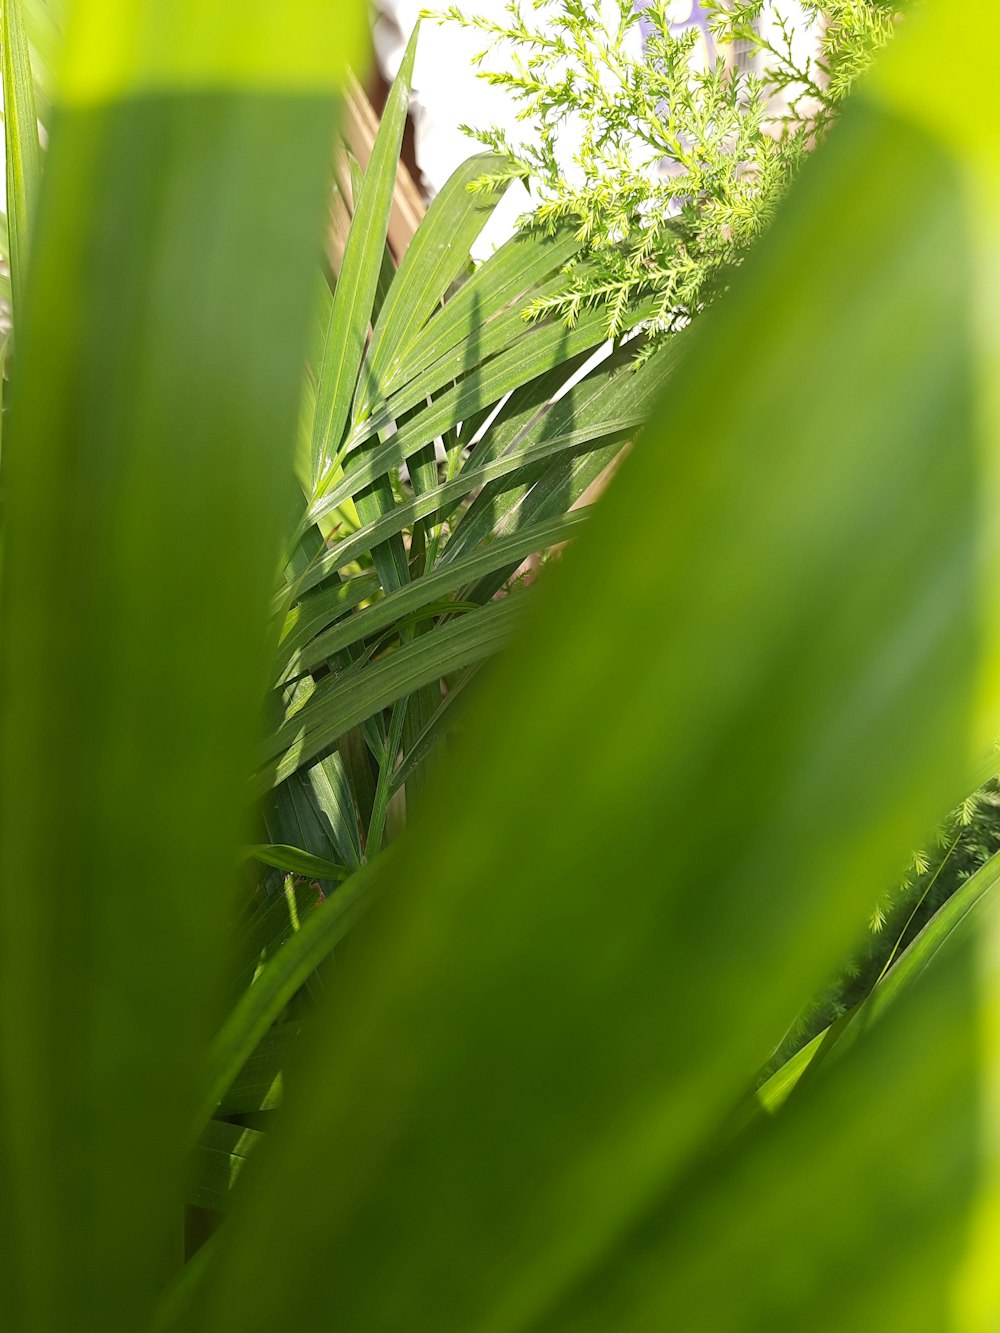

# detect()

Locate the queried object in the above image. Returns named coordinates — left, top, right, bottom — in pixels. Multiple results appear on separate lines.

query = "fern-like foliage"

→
left=430, top=0, right=903, bottom=343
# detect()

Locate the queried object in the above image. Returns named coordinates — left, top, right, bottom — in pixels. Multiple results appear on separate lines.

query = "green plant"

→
left=1, top=1, right=999, bottom=1331
left=1, top=12, right=673, bottom=875
left=258, top=31, right=676, bottom=877
left=432, top=0, right=903, bottom=340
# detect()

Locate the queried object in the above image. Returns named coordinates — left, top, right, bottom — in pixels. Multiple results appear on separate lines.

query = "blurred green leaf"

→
left=312, top=26, right=418, bottom=486
left=533, top=935, right=979, bottom=1333
left=215, top=1020, right=299, bottom=1117
left=0, top=3, right=362, bottom=1330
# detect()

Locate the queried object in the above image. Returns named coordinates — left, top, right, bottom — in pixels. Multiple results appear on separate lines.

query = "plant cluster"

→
left=432, top=0, right=999, bottom=1061
left=432, top=0, right=903, bottom=341
left=2, top=0, right=998, bottom=1328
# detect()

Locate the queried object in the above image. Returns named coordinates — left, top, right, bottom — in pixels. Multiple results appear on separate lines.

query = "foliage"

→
left=432, top=0, right=903, bottom=340
left=432, top=0, right=999, bottom=1059
left=818, top=0, right=903, bottom=99
left=764, top=780, right=1000, bottom=1078
left=0, top=1, right=999, bottom=1331
left=263, top=33, right=671, bottom=869
left=1, top=12, right=670, bottom=876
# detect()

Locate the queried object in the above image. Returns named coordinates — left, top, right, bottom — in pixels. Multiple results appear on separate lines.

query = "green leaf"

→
left=341, top=150, right=397, bottom=337
left=355, top=151, right=509, bottom=420
left=215, top=1021, right=300, bottom=1117
left=195, top=865, right=378, bottom=1134
left=365, top=696, right=409, bottom=857
left=230, top=880, right=325, bottom=1002
left=1, top=0, right=42, bottom=320
left=275, top=571, right=381, bottom=679
left=311, top=24, right=419, bottom=483
left=247, top=844, right=349, bottom=883
left=441, top=336, right=679, bottom=572
left=533, top=937, right=979, bottom=1333
left=386, top=667, right=476, bottom=798
left=57, top=0, right=367, bottom=105
left=328, top=35, right=423, bottom=619
left=283, top=511, right=587, bottom=678
left=259, top=594, right=534, bottom=790
left=267, top=751, right=365, bottom=875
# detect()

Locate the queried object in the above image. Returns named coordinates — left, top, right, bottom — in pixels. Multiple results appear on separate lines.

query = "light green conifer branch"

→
left=430, top=0, right=903, bottom=345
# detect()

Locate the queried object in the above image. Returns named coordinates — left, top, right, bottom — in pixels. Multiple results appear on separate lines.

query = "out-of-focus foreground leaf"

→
left=0, top=3, right=363, bottom=1332
left=534, top=936, right=980, bottom=1333
left=187, top=4, right=997, bottom=1333
left=870, top=23, right=1000, bottom=1328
